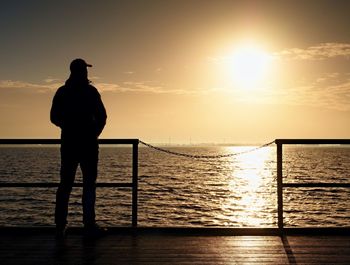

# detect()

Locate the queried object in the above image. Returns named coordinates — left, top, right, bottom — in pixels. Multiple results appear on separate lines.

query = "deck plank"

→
left=1, top=232, right=350, bottom=264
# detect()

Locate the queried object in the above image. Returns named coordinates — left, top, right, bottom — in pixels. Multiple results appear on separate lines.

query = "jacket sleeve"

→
left=50, top=89, right=64, bottom=128
left=95, top=93, right=107, bottom=137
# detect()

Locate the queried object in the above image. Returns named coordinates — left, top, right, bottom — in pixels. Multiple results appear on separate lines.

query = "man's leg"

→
left=55, top=147, right=78, bottom=228
left=81, top=143, right=107, bottom=238
left=80, top=146, right=98, bottom=226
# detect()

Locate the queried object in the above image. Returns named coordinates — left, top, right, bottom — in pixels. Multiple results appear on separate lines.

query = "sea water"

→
left=0, top=145, right=349, bottom=227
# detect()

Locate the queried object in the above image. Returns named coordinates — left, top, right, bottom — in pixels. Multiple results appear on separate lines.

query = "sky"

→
left=1, top=0, right=350, bottom=144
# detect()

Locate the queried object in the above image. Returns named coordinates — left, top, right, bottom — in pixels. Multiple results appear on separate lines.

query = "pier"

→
left=1, top=139, right=350, bottom=264
left=1, top=228, right=350, bottom=264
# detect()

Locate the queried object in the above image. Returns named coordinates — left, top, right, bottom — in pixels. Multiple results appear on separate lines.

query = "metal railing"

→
left=1, top=138, right=350, bottom=231
left=275, top=139, right=350, bottom=230
left=0, top=139, right=139, bottom=227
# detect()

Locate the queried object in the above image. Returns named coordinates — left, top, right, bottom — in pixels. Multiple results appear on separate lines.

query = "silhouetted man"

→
left=50, top=58, right=107, bottom=238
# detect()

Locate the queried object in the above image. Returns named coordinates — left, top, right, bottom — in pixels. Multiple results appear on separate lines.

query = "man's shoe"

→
left=83, top=224, right=108, bottom=239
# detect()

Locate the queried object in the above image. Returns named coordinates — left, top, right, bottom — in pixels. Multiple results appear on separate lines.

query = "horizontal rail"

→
left=0, top=182, right=133, bottom=188
left=0, top=139, right=139, bottom=145
left=283, top=183, right=350, bottom=188
left=275, top=139, right=350, bottom=145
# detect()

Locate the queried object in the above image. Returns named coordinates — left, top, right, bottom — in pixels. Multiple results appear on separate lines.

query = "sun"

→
left=227, top=45, right=272, bottom=89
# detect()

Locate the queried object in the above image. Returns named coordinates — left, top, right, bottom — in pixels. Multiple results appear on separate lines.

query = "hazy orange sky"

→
left=1, top=0, right=350, bottom=144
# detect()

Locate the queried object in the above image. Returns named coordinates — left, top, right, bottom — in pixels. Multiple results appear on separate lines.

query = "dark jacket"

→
left=50, top=81, right=107, bottom=141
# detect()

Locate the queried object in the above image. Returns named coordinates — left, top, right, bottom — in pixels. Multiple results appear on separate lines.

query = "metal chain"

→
left=139, top=140, right=275, bottom=159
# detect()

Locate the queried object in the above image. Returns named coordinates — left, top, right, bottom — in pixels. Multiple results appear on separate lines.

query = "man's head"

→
left=69, top=58, right=92, bottom=79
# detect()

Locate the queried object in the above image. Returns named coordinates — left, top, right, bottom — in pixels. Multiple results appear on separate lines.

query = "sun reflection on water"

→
left=222, top=146, right=275, bottom=227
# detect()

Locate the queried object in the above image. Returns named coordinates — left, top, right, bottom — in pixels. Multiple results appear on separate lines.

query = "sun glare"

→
left=227, top=45, right=272, bottom=89
left=221, top=146, right=275, bottom=226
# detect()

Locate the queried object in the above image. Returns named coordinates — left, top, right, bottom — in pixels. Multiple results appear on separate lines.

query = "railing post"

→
left=132, top=140, right=139, bottom=228
left=276, top=141, right=283, bottom=231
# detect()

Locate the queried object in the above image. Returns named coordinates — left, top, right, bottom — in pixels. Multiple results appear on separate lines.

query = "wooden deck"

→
left=1, top=229, right=350, bottom=264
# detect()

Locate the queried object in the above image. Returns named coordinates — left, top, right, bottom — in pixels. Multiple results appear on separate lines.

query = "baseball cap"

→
left=70, top=58, right=92, bottom=72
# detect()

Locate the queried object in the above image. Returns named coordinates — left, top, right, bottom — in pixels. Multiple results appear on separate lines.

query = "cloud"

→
left=44, top=78, right=61, bottom=83
left=315, top=72, right=340, bottom=84
left=95, top=82, right=121, bottom=92
left=276, top=73, right=350, bottom=111
left=258, top=42, right=350, bottom=111
left=0, top=80, right=60, bottom=91
left=0, top=78, right=203, bottom=95
left=317, top=80, right=350, bottom=111
left=123, top=81, right=174, bottom=93
left=94, top=81, right=167, bottom=93
left=96, top=81, right=199, bottom=95
left=276, top=43, right=350, bottom=61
